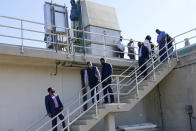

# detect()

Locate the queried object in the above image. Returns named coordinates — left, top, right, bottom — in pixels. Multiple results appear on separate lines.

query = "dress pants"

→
left=89, top=81, right=99, bottom=104
left=102, top=80, right=114, bottom=103
left=52, top=108, right=66, bottom=131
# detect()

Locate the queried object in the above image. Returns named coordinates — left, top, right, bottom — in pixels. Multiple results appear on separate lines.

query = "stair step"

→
left=79, top=113, right=96, bottom=120
left=73, top=119, right=87, bottom=125
left=120, top=94, right=136, bottom=100
left=71, top=124, right=86, bottom=131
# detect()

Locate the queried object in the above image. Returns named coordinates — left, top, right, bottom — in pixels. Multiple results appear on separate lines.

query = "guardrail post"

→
left=20, top=20, right=24, bottom=54
left=165, top=37, right=171, bottom=67
left=174, top=39, right=179, bottom=61
left=135, top=70, right=139, bottom=98
left=79, top=92, right=82, bottom=114
left=94, top=88, right=98, bottom=119
left=82, top=29, right=86, bottom=58
left=116, top=76, right=120, bottom=108
left=103, top=31, right=106, bottom=58
left=66, top=28, right=71, bottom=55
left=67, top=108, right=70, bottom=131
left=151, top=54, right=156, bottom=80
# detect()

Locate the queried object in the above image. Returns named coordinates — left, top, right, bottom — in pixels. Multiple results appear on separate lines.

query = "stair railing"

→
left=37, top=28, right=196, bottom=131
left=49, top=36, right=174, bottom=131
left=119, top=31, right=196, bottom=97
left=35, top=55, right=138, bottom=131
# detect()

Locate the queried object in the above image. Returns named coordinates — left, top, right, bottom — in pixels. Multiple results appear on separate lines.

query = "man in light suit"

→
left=45, top=87, right=66, bottom=131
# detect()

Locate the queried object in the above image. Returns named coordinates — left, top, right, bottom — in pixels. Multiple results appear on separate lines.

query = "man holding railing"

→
left=45, top=87, right=66, bottom=131
left=156, top=29, right=167, bottom=62
left=100, top=58, right=114, bottom=103
left=138, top=42, right=149, bottom=77
left=84, top=61, right=101, bottom=104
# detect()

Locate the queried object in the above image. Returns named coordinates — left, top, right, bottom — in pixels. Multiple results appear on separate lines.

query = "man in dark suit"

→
left=100, top=58, right=114, bottom=103
left=45, top=87, right=66, bottom=131
left=138, top=42, right=149, bottom=77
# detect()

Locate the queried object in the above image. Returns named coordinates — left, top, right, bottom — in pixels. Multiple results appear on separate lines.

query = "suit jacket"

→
left=45, top=94, right=63, bottom=116
left=139, top=45, right=149, bottom=64
left=101, top=63, right=113, bottom=83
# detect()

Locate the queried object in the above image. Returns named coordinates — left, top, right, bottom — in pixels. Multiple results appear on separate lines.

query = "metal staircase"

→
left=70, top=59, right=177, bottom=131
left=35, top=34, right=179, bottom=131
left=33, top=28, right=196, bottom=131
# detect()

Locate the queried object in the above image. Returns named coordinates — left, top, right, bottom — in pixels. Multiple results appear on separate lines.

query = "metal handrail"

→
left=38, top=32, right=171, bottom=131
left=24, top=114, right=48, bottom=131
left=51, top=41, right=174, bottom=131
left=0, top=15, right=140, bottom=65
left=0, top=15, right=139, bottom=46
left=49, top=29, right=196, bottom=131
left=1, top=15, right=195, bottom=130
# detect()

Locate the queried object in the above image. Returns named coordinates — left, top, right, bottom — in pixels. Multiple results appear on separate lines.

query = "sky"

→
left=0, top=0, right=196, bottom=48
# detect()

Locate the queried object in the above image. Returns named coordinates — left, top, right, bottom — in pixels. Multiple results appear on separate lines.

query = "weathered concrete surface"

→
left=0, top=43, right=135, bottom=68
left=91, top=52, right=196, bottom=131
left=81, top=0, right=120, bottom=31
left=157, top=51, right=196, bottom=131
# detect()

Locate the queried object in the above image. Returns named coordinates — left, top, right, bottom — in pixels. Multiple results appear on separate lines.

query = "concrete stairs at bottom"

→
left=71, top=59, right=177, bottom=131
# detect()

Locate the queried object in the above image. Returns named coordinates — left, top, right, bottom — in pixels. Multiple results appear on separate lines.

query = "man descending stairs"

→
left=70, top=59, right=177, bottom=131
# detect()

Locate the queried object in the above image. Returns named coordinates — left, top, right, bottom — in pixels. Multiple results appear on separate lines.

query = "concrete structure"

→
left=81, top=0, right=121, bottom=57
left=80, top=0, right=120, bottom=31
left=71, top=59, right=177, bottom=131
left=1, top=41, right=196, bottom=131
left=90, top=51, right=196, bottom=131
left=0, top=43, right=133, bottom=131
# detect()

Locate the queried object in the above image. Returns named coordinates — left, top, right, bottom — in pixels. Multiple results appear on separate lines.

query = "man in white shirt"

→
left=117, top=36, right=125, bottom=58
left=144, top=35, right=152, bottom=53
left=84, top=61, right=101, bottom=104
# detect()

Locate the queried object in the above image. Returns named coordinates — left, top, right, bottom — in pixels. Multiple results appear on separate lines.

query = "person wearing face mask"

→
left=100, top=58, right=114, bottom=104
left=84, top=61, right=101, bottom=104
left=45, top=87, right=66, bottom=131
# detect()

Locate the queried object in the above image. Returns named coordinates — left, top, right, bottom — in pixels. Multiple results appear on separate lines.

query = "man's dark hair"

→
left=87, top=61, right=92, bottom=65
left=100, top=58, right=105, bottom=61
left=145, top=35, right=151, bottom=41
left=156, top=29, right=160, bottom=33
left=47, top=87, right=52, bottom=92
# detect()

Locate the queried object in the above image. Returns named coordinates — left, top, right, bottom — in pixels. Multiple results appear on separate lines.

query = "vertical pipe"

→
left=20, top=20, right=24, bottom=53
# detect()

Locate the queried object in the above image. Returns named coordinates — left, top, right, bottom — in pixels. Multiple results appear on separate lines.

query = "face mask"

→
left=51, top=90, right=55, bottom=93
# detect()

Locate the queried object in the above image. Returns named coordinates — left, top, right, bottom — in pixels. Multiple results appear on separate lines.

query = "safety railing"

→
left=35, top=27, right=196, bottom=131
left=48, top=42, right=173, bottom=131
left=0, top=15, right=139, bottom=62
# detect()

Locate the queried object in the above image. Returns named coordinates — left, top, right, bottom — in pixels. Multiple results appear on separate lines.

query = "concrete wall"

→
left=92, top=52, right=196, bottom=131
left=157, top=53, right=196, bottom=131
left=81, top=0, right=120, bottom=31
left=91, top=86, right=162, bottom=131
left=85, top=26, right=120, bottom=57
left=0, top=63, right=81, bottom=131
